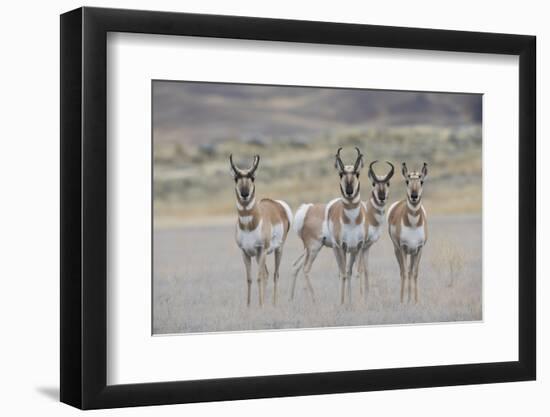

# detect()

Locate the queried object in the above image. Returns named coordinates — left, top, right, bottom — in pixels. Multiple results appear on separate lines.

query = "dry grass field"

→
left=153, top=214, right=481, bottom=334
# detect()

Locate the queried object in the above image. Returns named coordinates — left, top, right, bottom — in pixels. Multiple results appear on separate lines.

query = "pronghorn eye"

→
left=421, top=181, right=424, bottom=185
left=406, top=180, right=409, bottom=185
left=372, top=182, right=375, bottom=187
left=387, top=182, right=390, bottom=187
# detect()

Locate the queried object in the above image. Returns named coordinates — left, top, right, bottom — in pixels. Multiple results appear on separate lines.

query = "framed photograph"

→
left=60, top=6, right=536, bottom=409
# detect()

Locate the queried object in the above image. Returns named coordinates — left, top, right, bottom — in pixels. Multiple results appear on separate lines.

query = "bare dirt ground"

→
left=153, top=214, right=482, bottom=334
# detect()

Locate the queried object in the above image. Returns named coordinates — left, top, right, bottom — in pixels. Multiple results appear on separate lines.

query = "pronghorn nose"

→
left=241, top=189, right=249, bottom=198
left=346, top=185, right=353, bottom=195
left=411, top=192, right=418, bottom=199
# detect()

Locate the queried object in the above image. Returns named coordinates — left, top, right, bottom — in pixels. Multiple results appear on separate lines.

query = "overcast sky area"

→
left=153, top=81, right=482, bottom=144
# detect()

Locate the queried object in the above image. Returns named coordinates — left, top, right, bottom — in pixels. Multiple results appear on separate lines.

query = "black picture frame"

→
left=60, top=6, right=536, bottom=410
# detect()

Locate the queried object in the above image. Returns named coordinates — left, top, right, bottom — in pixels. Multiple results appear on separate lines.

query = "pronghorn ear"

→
left=421, top=162, right=428, bottom=178
left=334, top=158, right=344, bottom=173
left=401, top=162, right=408, bottom=179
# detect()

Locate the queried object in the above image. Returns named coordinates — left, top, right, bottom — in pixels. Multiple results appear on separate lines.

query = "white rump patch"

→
left=268, top=222, right=285, bottom=254
left=275, top=199, right=293, bottom=229
left=293, top=203, right=312, bottom=234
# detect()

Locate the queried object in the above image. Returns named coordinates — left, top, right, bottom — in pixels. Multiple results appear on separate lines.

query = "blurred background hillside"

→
left=153, top=82, right=482, bottom=226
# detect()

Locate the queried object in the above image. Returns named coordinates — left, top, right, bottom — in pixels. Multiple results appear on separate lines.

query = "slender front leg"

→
left=357, top=251, right=365, bottom=296
left=346, top=250, right=358, bottom=304
left=333, top=247, right=346, bottom=304
left=362, top=245, right=371, bottom=303
left=273, top=247, right=283, bottom=306
left=256, top=249, right=267, bottom=307
left=407, top=252, right=415, bottom=303
left=263, top=263, right=270, bottom=288
left=412, top=247, right=423, bottom=303
left=394, top=246, right=406, bottom=303
left=242, top=251, right=252, bottom=307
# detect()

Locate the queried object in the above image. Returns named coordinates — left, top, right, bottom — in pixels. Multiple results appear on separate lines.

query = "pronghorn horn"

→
left=229, top=154, right=240, bottom=176
left=368, top=160, right=379, bottom=181
left=335, top=147, right=345, bottom=172
left=382, top=161, right=395, bottom=182
left=353, top=147, right=364, bottom=172
left=248, top=154, right=260, bottom=177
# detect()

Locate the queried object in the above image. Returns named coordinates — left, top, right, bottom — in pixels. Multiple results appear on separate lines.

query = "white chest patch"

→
left=399, top=222, right=426, bottom=253
left=337, top=218, right=365, bottom=251
left=235, top=220, right=285, bottom=257
left=366, top=223, right=382, bottom=243
left=236, top=220, right=263, bottom=257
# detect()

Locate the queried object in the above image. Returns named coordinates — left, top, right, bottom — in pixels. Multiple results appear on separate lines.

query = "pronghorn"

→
left=387, top=162, right=428, bottom=303
left=291, top=147, right=366, bottom=304
left=329, top=147, right=367, bottom=304
left=230, top=154, right=293, bottom=307
left=291, top=154, right=392, bottom=303
left=356, top=160, right=395, bottom=301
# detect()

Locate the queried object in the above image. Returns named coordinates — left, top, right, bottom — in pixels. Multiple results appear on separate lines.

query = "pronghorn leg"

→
left=362, top=245, right=371, bottom=303
left=303, top=245, right=322, bottom=303
left=263, top=263, right=269, bottom=288
left=394, top=246, right=406, bottom=303
left=412, top=247, right=423, bottom=304
left=346, top=251, right=357, bottom=304
left=333, top=247, right=346, bottom=304
left=358, top=250, right=365, bottom=296
left=407, top=252, right=415, bottom=303
left=273, top=247, right=283, bottom=306
left=242, top=251, right=252, bottom=307
left=256, top=249, right=267, bottom=307
left=293, top=251, right=305, bottom=268
left=290, top=252, right=306, bottom=300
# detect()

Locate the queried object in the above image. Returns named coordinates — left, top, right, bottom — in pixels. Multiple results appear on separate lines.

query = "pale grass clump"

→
left=431, top=238, right=465, bottom=287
